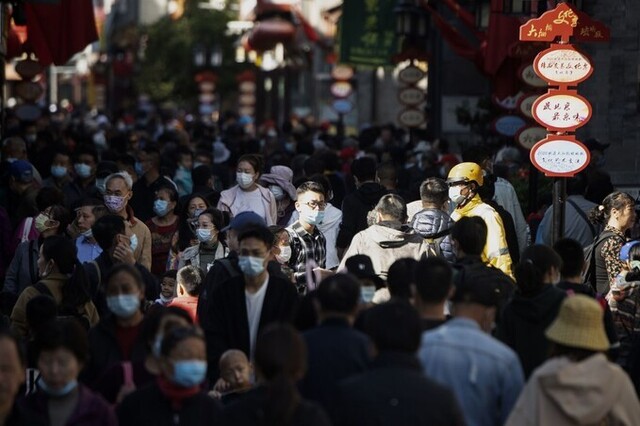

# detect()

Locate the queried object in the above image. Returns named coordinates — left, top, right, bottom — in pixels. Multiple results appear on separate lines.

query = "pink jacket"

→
left=217, top=185, right=277, bottom=226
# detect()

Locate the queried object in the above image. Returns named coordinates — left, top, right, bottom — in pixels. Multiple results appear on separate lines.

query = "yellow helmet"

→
left=446, top=162, right=484, bottom=186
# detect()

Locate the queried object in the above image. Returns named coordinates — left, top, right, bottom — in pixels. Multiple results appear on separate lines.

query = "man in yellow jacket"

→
left=447, top=162, right=513, bottom=278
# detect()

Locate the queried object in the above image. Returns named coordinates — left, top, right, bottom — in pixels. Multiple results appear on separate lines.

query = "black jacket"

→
left=205, top=273, right=298, bottom=380
left=223, top=386, right=331, bottom=426
left=336, top=182, right=387, bottom=249
left=300, top=317, right=372, bottom=408
left=332, top=352, right=465, bottom=426
left=497, top=284, right=567, bottom=378
left=117, top=383, right=223, bottom=426
left=81, top=316, right=148, bottom=388
left=487, top=200, right=520, bottom=264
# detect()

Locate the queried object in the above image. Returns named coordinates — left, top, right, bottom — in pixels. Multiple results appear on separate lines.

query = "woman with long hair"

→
left=178, top=208, right=228, bottom=273
left=167, top=194, right=210, bottom=270
left=10, top=235, right=98, bottom=337
left=588, top=191, right=636, bottom=295
left=224, top=324, right=331, bottom=426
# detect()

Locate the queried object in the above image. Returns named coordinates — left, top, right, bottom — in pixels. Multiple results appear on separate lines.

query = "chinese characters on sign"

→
left=530, top=138, right=591, bottom=176
left=339, top=0, right=397, bottom=66
left=532, top=91, right=591, bottom=131
left=534, top=45, right=593, bottom=85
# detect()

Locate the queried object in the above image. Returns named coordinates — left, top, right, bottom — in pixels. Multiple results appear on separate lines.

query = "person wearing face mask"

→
left=23, top=319, right=117, bottom=426
left=217, top=154, right=277, bottom=226
left=268, top=226, right=295, bottom=283
left=4, top=159, right=40, bottom=229
left=206, top=225, right=298, bottom=380
left=173, top=146, right=194, bottom=197
left=82, top=264, right=149, bottom=389
left=496, top=245, right=568, bottom=378
left=103, top=171, right=153, bottom=270
left=447, top=162, right=513, bottom=278
left=74, top=198, right=108, bottom=263
left=286, top=181, right=331, bottom=294
left=130, top=147, right=174, bottom=223
left=43, top=150, right=72, bottom=191
left=167, top=194, right=211, bottom=270
left=178, top=208, right=228, bottom=273
left=145, top=186, right=179, bottom=277
left=82, top=215, right=159, bottom=318
left=5, top=204, right=72, bottom=297
left=10, top=236, right=99, bottom=338
left=117, top=326, right=223, bottom=426
left=62, top=146, right=99, bottom=211
left=419, top=268, right=524, bottom=426
left=259, top=165, right=297, bottom=227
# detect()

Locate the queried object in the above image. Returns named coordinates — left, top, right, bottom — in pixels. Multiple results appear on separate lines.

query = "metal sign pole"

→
left=551, top=177, right=567, bottom=245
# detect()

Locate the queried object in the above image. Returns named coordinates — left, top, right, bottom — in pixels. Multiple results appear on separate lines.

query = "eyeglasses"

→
left=302, top=201, right=327, bottom=210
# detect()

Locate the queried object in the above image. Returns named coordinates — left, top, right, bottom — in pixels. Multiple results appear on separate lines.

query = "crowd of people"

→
left=0, top=107, right=639, bottom=425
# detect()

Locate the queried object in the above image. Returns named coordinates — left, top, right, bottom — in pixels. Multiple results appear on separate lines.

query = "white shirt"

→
left=234, top=188, right=268, bottom=222
left=245, top=274, right=269, bottom=360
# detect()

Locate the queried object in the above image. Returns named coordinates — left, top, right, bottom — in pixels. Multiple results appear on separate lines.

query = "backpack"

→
left=583, top=230, right=616, bottom=292
left=33, top=282, right=90, bottom=330
left=421, top=228, right=450, bottom=259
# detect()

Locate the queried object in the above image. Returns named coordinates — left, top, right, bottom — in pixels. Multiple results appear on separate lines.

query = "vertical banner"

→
left=338, top=0, right=397, bottom=66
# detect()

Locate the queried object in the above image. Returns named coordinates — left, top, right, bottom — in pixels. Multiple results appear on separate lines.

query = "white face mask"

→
left=448, top=185, right=467, bottom=207
left=236, top=172, right=254, bottom=189
left=275, top=245, right=292, bottom=263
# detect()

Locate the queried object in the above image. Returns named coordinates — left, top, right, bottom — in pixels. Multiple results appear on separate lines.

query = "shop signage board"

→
left=531, top=90, right=591, bottom=131
left=398, top=108, right=425, bottom=127
left=530, top=136, right=590, bottom=177
left=398, top=87, right=425, bottom=106
left=518, top=93, right=540, bottom=118
left=519, top=64, right=547, bottom=88
left=534, top=44, right=593, bottom=85
left=398, top=65, right=426, bottom=84
left=516, top=125, right=547, bottom=150
left=493, top=115, right=526, bottom=137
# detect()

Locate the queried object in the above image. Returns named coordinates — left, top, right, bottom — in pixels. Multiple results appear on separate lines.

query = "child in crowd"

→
left=212, top=349, right=253, bottom=404
left=168, top=265, right=204, bottom=323
left=155, top=270, right=177, bottom=306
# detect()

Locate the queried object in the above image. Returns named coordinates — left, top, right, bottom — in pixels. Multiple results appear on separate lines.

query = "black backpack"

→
left=583, top=230, right=615, bottom=292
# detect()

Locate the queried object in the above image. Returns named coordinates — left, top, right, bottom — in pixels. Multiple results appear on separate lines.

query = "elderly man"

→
left=338, top=193, right=427, bottom=281
left=103, top=171, right=152, bottom=270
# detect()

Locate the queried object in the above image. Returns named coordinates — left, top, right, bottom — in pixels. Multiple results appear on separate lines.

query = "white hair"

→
left=105, top=171, right=133, bottom=190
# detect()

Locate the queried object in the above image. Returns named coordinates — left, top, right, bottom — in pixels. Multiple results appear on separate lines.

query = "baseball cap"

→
left=9, top=160, right=34, bottom=183
left=344, top=255, right=384, bottom=289
left=221, top=211, right=266, bottom=233
left=620, top=240, right=640, bottom=261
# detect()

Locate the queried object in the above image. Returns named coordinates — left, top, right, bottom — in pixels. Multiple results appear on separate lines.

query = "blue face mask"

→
left=74, top=163, right=92, bottom=179
left=38, top=378, right=78, bottom=397
left=302, top=209, right=325, bottom=226
left=238, top=256, right=265, bottom=277
left=153, top=199, right=170, bottom=217
left=107, top=294, right=140, bottom=318
left=172, top=360, right=207, bottom=388
left=50, top=165, right=67, bottom=178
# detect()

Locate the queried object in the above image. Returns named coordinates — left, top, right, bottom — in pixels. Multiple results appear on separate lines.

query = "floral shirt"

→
left=601, top=225, right=627, bottom=286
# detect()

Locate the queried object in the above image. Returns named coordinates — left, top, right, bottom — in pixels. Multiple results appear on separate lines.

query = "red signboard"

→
left=519, top=3, right=578, bottom=43
left=530, top=135, right=590, bottom=177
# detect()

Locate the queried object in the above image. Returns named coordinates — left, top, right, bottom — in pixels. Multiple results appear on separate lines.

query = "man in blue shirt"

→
left=418, top=262, right=524, bottom=426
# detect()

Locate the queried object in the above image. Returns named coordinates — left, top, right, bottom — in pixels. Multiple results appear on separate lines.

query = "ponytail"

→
left=588, top=191, right=635, bottom=225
